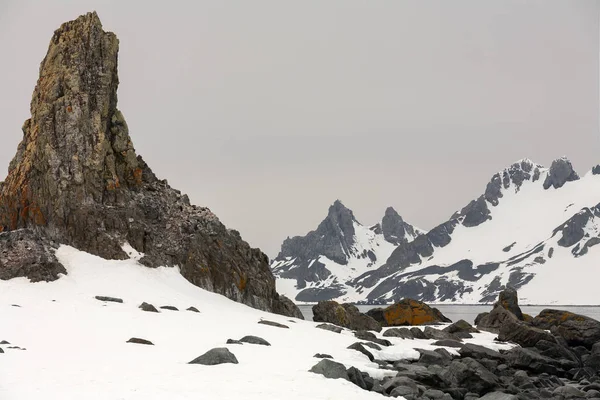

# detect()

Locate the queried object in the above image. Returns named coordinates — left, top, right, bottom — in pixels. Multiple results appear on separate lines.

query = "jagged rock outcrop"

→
left=0, top=12, right=300, bottom=317
left=382, top=207, right=419, bottom=245
left=543, top=158, right=579, bottom=189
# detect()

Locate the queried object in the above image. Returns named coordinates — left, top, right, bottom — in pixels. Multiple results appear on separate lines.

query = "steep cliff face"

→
left=0, top=12, right=300, bottom=317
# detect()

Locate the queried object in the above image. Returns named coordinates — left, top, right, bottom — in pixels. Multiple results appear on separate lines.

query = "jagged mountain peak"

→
left=544, top=157, right=580, bottom=189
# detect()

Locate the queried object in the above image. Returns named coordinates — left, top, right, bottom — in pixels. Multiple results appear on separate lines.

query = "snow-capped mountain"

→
left=273, top=158, right=600, bottom=305
left=271, top=200, right=423, bottom=302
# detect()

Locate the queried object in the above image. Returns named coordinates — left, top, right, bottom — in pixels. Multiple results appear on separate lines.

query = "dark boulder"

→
left=258, top=320, right=289, bottom=329
left=160, top=305, right=178, bottom=311
left=313, top=353, right=332, bottom=359
left=312, top=301, right=381, bottom=332
left=477, top=303, right=519, bottom=333
left=497, top=287, right=524, bottom=320
left=479, top=392, right=519, bottom=400
left=423, top=326, right=460, bottom=341
left=439, top=358, right=499, bottom=395
left=506, top=347, right=562, bottom=375
left=383, top=327, right=414, bottom=339
left=417, top=349, right=446, bottom=365
left=367, top=298, right=451, bottom=326
left=273, top=295, right=304, bottom=320
left=139, top=302, right=159, bottom=312
left=186, top=306, right=200, bottom=312
left=189, top=348, right=238, bottom=365
left=354, top=330, right=392, bottom=346
left=226, top=339, right=243, bottom=345
left=433, top=339, right=464, bottom=348
left=382, top=376, right=419, bottom=396
left=498, top=317, right=557, bottom=348
left=126, top=337, right=154, bottom=345
left=316, top=323, right=342, bottom=333
left=239, top=335, right=271, bottom=346
left=459, top=343, right=505, bottom=361
left=532, top=309, right=600, bottom=349
left=410, top=327, right=428, bottom=339
left=309, top=359, right=349, bottom=380
left=347, top=342, right=374, bottom=362
left=444, top=319, right=479, bottom=334
left=347, top=366, right=368, bottom=390
left=95, top=296, right=123, bottom=303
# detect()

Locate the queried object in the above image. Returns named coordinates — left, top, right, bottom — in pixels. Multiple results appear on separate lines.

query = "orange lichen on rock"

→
left=237, top=274, right=247, bottom=291
left=133, top=168, right=143, bottom=185
left=367, top=298, right=451, bottom=326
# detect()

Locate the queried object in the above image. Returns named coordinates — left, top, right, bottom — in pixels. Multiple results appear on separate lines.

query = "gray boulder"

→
left=347, top=342, right=374, bottom=362
left=189, top=348, right=239, bottom=365
left=258, top=320, right=289, bottom=329
left=309, top=359, right=349, bottom=380
left=417, top=349, right=445, bottom=365
left=239, top=336, right=271, bottom=346
left=479, top=392, right=519, bottom=400
left=313, top=301, right=381, bottom=332
left=96, top=296, right=123, bottom=303
left=553, top=385, right=586, bottom=399
left=383, top=327, right=414, bottom=339
left=439, top=358, right=499, bottom=395
left=313, top=353, right=332, bottom=359
left=355, top=330, right=391, bottom=346
left=186, top=306, right=200, bottom=312
left=316, top=323, right=342, bottom=333
left=347, top=366, right=368, bottom=390
left=444, top=319, right=479, bottom=334
left=433, top=339, right=463, bottom=348
left=532, top=309, right=600, bottom=349
left=126, top=337, right=154, bottom=345
left=423, top=326, right=459, bottom=341
left=459, top=343, right=505, bottom=360
left=410, top=327, right=428, bottom=339
left=160, top=305, right=178, bottom=311
left=139, top=302, right=159, bottom=312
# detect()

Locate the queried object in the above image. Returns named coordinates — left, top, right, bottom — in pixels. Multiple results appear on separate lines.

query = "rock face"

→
left=543, top=158, right=580, bottom=189
left=366, top=299, right=451, bottom=326
left=312, top=301, right=382, bottom=332
left=0, top=12, right=299, bottom=317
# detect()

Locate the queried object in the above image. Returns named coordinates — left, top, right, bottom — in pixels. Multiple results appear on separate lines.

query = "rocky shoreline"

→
left=307, top=289, right=600, bottom=399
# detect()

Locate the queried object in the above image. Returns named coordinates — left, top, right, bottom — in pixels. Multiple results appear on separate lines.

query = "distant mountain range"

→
left=272, top=158, right=600, bottom=305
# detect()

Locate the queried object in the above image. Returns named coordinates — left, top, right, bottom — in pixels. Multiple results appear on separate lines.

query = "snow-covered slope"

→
left=271, top=200, right=422, bottom=303
left=273, top=158, right=600, bottom=305
left=0, top=245, right=510, bottom=399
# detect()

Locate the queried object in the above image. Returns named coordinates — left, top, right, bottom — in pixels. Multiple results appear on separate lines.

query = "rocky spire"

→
left=543, top=157, right=579, bottom=189
left=381, top=206, right=419, bottom=245
left=0, top=12, right=301, bottom=318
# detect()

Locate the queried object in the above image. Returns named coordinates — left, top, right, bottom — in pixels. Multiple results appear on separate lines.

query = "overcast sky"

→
left=0, top=1, right=598, bottom=257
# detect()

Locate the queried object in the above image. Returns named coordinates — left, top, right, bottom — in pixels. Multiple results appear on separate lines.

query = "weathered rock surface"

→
left=532, top=309, right=600, bottom=349
left=312, top=301, right=381, bottom=332
left=188, top=348, right=238, bottom=365
left=543, top=158, right=580, bottom=189
left=309, top=359, right=349, bottom=380
left=95, top=296, right=123, bottom=303
left=0, top=12, right=300, bottom=318
left=258, top=320, right=289, bottom=329
left=239, top=335, right=271, bottom=346
left=366, top=298, right=451, bottom=326
left=139, top=302, right=158, bottom=312
left=315, top=323, right=342, bottom=333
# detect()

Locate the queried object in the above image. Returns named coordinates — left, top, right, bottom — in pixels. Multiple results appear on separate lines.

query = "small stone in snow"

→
left=95, top=296, right=123, bottom=303
left=126, top=337, right=154, bottom=345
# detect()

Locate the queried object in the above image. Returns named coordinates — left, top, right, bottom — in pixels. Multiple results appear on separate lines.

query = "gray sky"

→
left=1, top=1, right=599, bottom=258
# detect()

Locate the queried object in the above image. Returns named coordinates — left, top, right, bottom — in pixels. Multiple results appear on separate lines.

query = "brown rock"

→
left=0, top=12, right=300, bottom=318
left=532, top=309, right=600, bottom=349
left=366, top=298, right=451, bottom=326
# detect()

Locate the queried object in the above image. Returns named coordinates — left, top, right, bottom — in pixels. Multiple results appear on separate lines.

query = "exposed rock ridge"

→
left=0, top=12, right=300, bottom=317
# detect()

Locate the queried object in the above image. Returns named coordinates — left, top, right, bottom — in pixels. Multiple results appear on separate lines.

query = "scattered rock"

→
left=417, top=349, right=446, bottom=365
left=316, top=323, right=342, bottom=333
left=314, top=353, right=333, bottom=359
left=188, top=348, right=239, bottom=365
left=347, top=342, right=374, bottom=362
left=410, top=327, right=428, bottom=339
left=0, top=340, right=10, bottom=345
left=553, top=385, right=586, bottom=399
left=186, top=306, right=200, bottom=313
left=126, top=337, right=154, bottom=345
left=439, top=358, right=499, bottom=395
left=459, top=343, right=505, bottom=360
left=347, top=366, right=368, bottom=390
left=0, top=348, right=3, bottom=353
left=226, top=339, right=243, bottom=345
left=139, top=302, right=159, bottom=312
left=479, top=392, right=519, bottom=400
left=433, top=339, right=464, bottom=348
left=273, top=295, right=305, bottom=320
left=309, top=359, right=349, bottom=380
left=258, top=320, right=289, bottom=329
left=160, top=306, right=178, bottom=311
left=423, top=326, right=460, bottom=341
left=543, top=158, right=579, bottom=189
left=11, top=304, right=20, bottom=307
left=95, top=296, right=123, bottom=303
left=366, top=298, right=451, bottom=326
left=383, top=327, right=414, bottom=339
left=354, top=330, right=391, bottom=346
left=312, top=301, right=381, bottom=332
left=361, top=342, right=382, bottom=351
left=498, top=317, right=557, bottom=348
left=444, top=319, right=479, bottom=334
left=239, top=335, right=271, bottom=346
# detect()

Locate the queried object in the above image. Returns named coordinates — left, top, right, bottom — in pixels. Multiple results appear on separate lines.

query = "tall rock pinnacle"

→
left=0, top=12, right=302, bottom=318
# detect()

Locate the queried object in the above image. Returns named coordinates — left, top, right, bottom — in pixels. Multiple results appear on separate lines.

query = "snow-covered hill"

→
left=271, top=200, right=423, bottom=302
left=273, top=158, right=600, bottom=305
left=0, top=245, right=509, bottom=399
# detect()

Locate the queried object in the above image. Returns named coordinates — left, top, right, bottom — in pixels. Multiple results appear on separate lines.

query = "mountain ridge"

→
left=273, top=157, right=600, bottom=305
